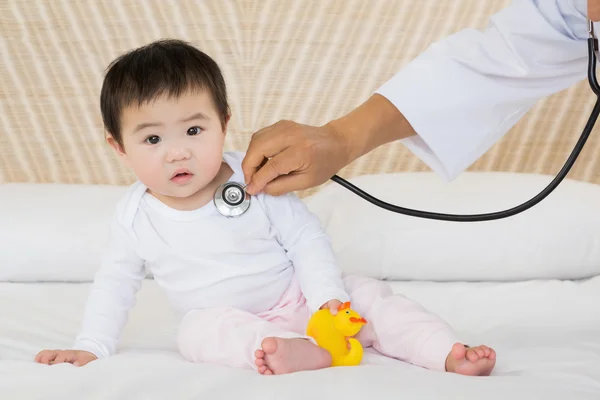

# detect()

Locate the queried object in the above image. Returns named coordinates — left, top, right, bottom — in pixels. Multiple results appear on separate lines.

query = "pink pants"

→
left=177, top=275, right=458, bottom=372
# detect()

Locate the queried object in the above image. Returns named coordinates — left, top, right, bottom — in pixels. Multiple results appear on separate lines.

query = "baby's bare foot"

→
left=253, top=337, right=331, bottom=375
left=445, top=343, right=496, bottom=376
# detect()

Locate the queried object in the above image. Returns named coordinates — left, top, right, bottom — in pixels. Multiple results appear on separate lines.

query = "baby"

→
left=35, top=39, right=496, bottom=376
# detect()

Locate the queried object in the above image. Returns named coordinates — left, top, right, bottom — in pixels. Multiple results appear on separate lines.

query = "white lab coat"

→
left=375, top=0, right=597, bottom=181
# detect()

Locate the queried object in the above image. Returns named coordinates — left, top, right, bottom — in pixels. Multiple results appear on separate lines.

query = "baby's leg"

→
left=177, top=307, right=330, bottom=374
left=344, top=275, right=495, bottom=375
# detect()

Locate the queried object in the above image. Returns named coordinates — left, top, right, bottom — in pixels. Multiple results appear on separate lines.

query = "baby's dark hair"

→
left=100, top=39, right=230, bottom=148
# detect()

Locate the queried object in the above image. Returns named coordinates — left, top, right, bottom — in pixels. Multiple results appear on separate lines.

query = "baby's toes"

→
left=254, top=349, right=265, bottom=359
left=466, top=348, right=480, bottom=362
left=480, top=345, right=491, bottom=358
left=255, top=358, right=266, bottom=368
left=474, top=347, right=486, bottom=358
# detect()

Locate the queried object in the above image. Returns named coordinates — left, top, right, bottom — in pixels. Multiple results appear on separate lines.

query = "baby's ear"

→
left=106, top=136, right=130, bottom=167
left=106, top=136, right=126, bottom=157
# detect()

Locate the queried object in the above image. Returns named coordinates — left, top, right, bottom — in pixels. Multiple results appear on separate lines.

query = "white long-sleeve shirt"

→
left=73, top=151, right=349, bottom=359
left=376, top=0, right=595, bottom=181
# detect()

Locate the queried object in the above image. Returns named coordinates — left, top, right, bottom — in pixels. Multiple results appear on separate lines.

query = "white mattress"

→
left=2, top=277, right=600, bottom=399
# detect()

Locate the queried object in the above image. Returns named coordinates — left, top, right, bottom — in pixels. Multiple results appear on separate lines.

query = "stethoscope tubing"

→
left=328, top=34, right=600, bottom=222
left=219, top=22, right=600, bottom=222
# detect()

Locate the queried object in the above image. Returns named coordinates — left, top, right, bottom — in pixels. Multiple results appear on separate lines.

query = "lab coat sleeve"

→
left=72, top=214, right=146, bottom=359
left=375, top=0, right=593, bottom=181
left=259, top=192, right=350, bottom=313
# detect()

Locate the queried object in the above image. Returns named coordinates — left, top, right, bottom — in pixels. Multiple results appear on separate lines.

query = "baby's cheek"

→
left=197, top=145, right=225, bottom=175
left=131, top=157, right=166, bottom=187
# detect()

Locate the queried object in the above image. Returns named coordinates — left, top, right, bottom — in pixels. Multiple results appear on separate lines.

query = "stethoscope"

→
left=215, top=19, right=600, bottom=221
left=214, top=181, right=250, bottom=217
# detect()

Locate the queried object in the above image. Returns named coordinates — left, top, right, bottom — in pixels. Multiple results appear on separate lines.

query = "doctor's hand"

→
left=242, top=94, right=416, bottom=196
left=242, top=121, right=351, bottom=196
left=35, top=349, right=97, bottom=367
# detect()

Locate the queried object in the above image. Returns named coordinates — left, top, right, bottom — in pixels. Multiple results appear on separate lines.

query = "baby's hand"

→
left=34, top=349, right=97, bottom=367
left=320, top=299, right=343, bottom=315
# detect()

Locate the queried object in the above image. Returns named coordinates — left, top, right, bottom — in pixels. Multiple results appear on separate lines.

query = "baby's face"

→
left=114, top=89, right=227, bottom=202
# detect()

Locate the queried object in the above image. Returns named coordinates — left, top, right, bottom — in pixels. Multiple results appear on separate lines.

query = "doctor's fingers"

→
left=261, top=172, right=320, bottom=197
left=246, top=148, right=313, bottom=196
left=242, top=120, right=320, bottom=186
left=244, top=121, right=348, bottom=194
left=241, top=122, right=282, bottom=185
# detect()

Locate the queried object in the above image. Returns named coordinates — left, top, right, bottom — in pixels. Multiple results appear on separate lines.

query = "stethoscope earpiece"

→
left=214, top=181, right=250, bottom=217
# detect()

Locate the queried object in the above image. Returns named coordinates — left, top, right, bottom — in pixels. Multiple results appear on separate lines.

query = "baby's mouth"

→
left=171, top=169, right=193, bottom=182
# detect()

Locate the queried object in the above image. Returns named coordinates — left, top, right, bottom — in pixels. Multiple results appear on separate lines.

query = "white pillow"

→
left=0, top=183, right=128, bottom=282
left=3, top=172, right=600, bottom=283
left=305, top=172, right=600, bottom=281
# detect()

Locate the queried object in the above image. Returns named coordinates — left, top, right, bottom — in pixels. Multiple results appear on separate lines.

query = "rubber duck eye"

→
left=345, top=311, right=350, bottom=314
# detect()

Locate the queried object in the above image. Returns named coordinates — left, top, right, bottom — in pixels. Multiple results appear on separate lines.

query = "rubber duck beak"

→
left=349, top=317, right=367, bottom=324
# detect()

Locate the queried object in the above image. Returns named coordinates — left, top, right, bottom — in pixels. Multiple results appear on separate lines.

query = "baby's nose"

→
left=167, top=147, right=191, bottom=162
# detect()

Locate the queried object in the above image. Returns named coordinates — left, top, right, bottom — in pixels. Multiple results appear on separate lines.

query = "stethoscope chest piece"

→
left=214, top=181, right=250, bottom=217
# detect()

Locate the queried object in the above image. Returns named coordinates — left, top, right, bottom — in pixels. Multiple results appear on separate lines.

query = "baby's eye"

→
left=187, top=126, right=203, bottom=136
left=145, top=135, right=161, bottom=145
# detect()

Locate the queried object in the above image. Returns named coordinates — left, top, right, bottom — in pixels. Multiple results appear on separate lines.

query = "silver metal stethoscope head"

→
left=214, top=181, right=251, bottom=217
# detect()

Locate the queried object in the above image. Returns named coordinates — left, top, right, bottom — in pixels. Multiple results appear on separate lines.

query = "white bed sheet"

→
left=1, top=277, right=599, bottom=399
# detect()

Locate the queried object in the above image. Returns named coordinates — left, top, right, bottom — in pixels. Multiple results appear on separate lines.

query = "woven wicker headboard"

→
left=2, top=0, right=599, bottom=197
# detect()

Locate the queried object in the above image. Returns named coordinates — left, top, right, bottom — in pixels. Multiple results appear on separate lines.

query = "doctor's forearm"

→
left=326, top=94, right=417, bottom=164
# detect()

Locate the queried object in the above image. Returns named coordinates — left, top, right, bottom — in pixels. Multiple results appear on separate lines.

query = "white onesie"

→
left=73, top=151, right=350, bottom=359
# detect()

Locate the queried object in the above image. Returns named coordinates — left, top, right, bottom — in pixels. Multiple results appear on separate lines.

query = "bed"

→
left=2, top=173, right=600, bottom=399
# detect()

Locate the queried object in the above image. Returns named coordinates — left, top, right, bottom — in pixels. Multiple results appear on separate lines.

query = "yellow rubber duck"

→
left=306, top=301, right=367, bottom=367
